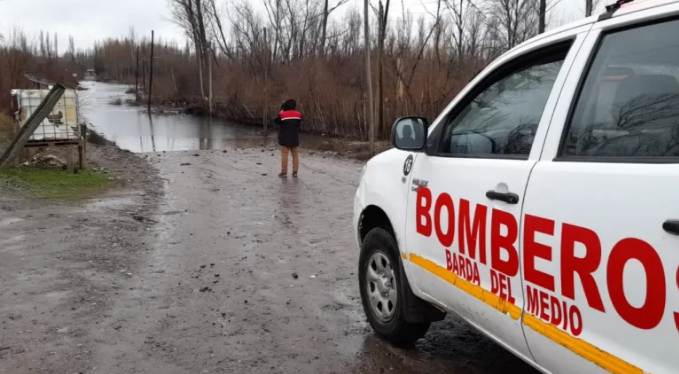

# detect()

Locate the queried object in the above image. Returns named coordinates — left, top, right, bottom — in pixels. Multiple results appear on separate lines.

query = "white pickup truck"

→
left=353, top=0, right=679, bottom=373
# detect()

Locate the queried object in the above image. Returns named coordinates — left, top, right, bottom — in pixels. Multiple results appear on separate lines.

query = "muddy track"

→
left=0, top=146, right=537, bottom=374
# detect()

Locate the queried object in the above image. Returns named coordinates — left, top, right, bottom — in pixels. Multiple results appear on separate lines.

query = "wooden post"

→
left=0, top=84, right=66, bottom=168
left=141, top=59, right=146, bottom=94
left=66, top=146, right=74, bottom=172
left=263, top=27, right=268, bottom=133
left=135, top=46, right=140, bottom=101
left=364, top=0, right=375, bottom=156
left=79, top=124, right=87, bottom=169
left=209, top=42, right=213, bottom=115
left=377, top=2, right=384, bottom=141
left=148, top=30, right=155, bottom=113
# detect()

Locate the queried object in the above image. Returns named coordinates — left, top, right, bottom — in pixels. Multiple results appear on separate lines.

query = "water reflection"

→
left=79, top=81, right=259, bottom=153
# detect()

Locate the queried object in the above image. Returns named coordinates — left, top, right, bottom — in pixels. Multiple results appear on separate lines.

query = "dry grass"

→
left=0, top=112, right=14, bottom=142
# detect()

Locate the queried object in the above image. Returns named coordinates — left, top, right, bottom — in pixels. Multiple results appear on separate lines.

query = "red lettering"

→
left=524, top=215, right=555, bottom=292
left=490, top=209, right=519, bottom=276
left=446, top=249, right=453, bottom=271
left=458, top=254, right=466, bottom=279
left=526, top=288, right=583, bottom=337
left=526, top=285, right=539, bottom=314
left=492, top=270, right=515, bottom=303
left=491, top=270, right=499, bottom=294
left=569, top=305, right=583, bottom=336
left=416, top=187, right=432, bottom=236
left=539, top=290, right=549, bottom=322
left=561, top=223, right=605, bottom=312
left=607, top=238, right=665, bottom=330
left=434, top=193, right=455, bottom=247
left=500, top=275, right=509, bottom=300
left=458, top=199, right=487, bottom=264
left=505, top=276, right=515, bottom=304
left=550, top=296, right=562, bottom=326
left=472, top=262, right=480, bottom=286
left=465, top=258, right=473, bottom=281
left=453, top=253, right=460, bottom=274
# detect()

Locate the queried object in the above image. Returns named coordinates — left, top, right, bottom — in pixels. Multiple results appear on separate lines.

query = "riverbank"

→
left=126, top=89, right=392, bottom=159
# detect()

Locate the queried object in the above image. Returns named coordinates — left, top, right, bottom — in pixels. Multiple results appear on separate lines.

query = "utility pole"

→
left=377, top=2, right=384, bottom=140
left=135, top=46, right=140, bottom=101
left=141, top=46, right=146, bottom=94
left=364, top=0, right=375, bottom=156
left=208, top=42, right=213, bottom=115
left=148, top=30, right=155, bottom=114
left=263, top=27, right=268, bottom=133
left=539, top=0, right=547, bottom=33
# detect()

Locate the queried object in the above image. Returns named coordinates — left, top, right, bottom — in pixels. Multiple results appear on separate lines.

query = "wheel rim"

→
left=365, top=251, right=398, bottom=322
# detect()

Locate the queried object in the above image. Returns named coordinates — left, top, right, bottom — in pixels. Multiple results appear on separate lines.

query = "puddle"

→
left=80, top=81, right=261, bottom=153
left=86, top=196, right=137, bottom=209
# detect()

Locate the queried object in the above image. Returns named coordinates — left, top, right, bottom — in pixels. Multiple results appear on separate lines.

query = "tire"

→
left=359, top=227, right=430, bottom=345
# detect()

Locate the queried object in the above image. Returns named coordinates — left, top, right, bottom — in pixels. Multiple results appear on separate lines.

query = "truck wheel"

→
left=359, top=227, right=430, bottom=345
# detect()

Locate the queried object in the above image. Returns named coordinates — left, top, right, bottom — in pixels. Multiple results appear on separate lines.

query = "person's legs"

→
left=291, top=147, right=299, bottom=176
left=280, top=146, right=289, bottom=176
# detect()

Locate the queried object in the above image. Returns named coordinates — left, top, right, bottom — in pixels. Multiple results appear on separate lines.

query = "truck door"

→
left=403, top=31, right=587, bottom=361
left=522, top=14, right=679, bottom=374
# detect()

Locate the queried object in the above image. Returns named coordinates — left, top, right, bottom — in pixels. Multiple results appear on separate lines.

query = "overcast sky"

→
left=0, top=0, right=588, bottom=52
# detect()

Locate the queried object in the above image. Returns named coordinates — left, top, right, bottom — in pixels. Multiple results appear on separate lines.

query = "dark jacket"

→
left=274, top=99, right=302, bottom=147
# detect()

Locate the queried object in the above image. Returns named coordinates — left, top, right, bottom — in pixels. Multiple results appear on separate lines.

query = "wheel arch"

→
left=359, top=205, right=395, bottom=245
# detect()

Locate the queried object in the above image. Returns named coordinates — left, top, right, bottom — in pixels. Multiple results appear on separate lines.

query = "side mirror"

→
left=391, top=117, right=428, bottom=151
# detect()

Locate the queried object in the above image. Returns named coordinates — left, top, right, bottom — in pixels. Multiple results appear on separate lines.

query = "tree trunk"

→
left=364, top=0, right=375, bottom=156
left=585, top=0, right=593, bottom=16
left=196, top=45, right=205, bottom=102
left=263, top=27, right=268, bottom=133
left=148, top=30, right=155, bottom=113
left=320, top=0, right=329, bottom=56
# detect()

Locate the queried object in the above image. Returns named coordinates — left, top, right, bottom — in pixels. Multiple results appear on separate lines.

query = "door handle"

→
left=486, top=190, right=520, bottom=204
left=663, top=220, right=679, bottom=235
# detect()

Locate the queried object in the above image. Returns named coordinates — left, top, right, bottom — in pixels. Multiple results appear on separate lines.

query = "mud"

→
left=0, top=144, right=537, bottom=373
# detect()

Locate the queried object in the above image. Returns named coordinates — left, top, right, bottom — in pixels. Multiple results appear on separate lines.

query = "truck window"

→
left=561, top=19, right=679, bottom=160
left=438, top=56, right=566, bottom=158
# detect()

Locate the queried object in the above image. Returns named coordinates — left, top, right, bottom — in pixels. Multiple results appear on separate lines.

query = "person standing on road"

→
left=274, top=99, right=302, bottom=178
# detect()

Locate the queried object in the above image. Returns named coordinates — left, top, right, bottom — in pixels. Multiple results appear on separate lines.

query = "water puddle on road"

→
left=79, top=81, right=262, bottom=153
left=85, top=195, right=137, bottom=210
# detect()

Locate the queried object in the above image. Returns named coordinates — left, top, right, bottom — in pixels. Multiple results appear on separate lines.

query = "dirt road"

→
left=0, top=145, right=538, bottom=374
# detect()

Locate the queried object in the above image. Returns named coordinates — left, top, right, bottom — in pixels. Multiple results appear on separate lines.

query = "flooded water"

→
left=79, top=81, right=260, bottom=153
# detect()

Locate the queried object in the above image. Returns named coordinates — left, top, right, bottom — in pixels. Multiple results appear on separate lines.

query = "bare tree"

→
left=364, top=0, right=374, bottom=155
left=68, top=35, right=76, bottom=62
left=488, top=0, right=539, bottom=49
